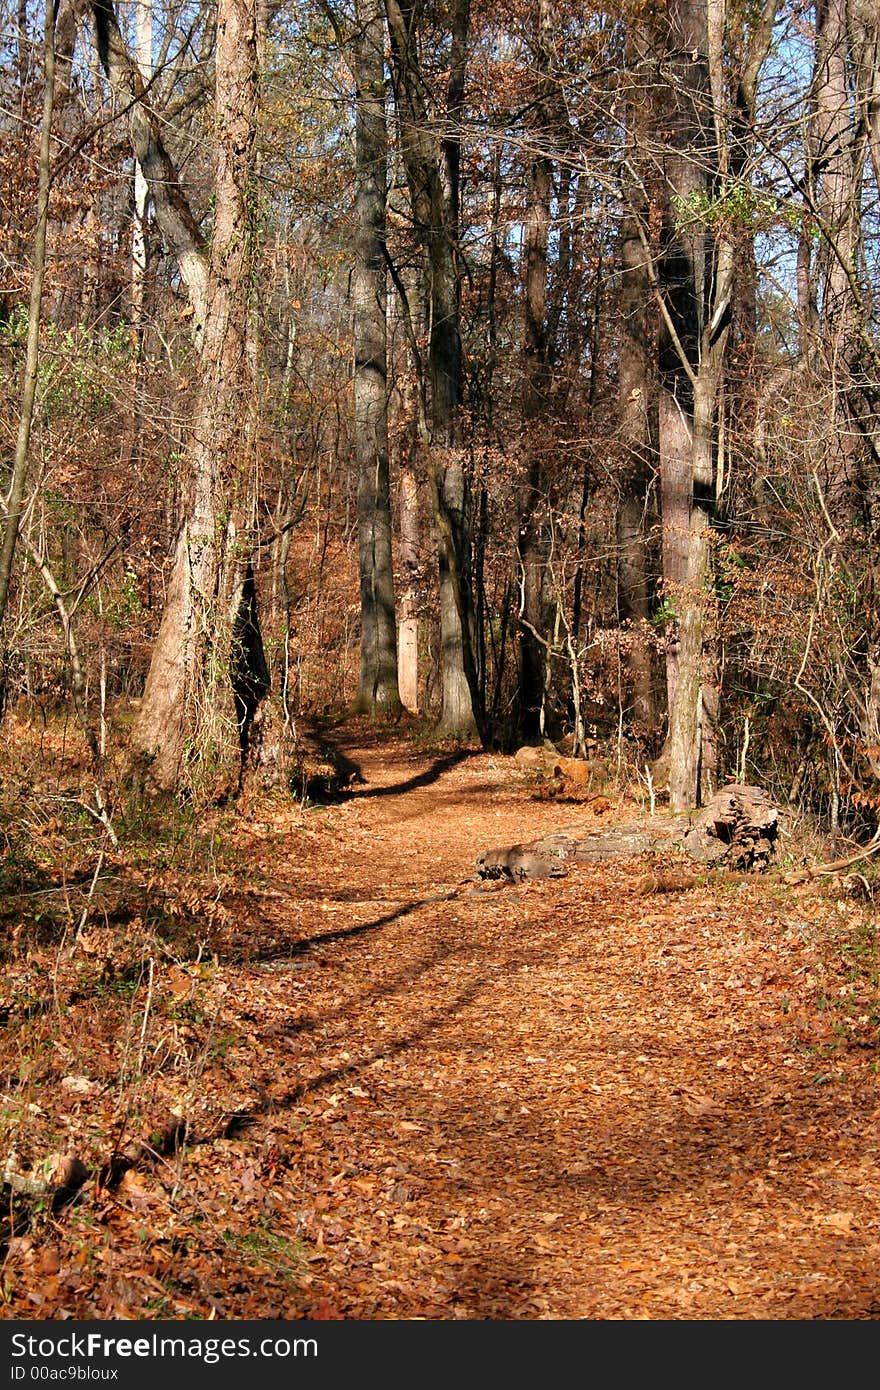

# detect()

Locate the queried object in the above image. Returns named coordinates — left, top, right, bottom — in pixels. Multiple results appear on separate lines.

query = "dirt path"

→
left=212, top=724, right=880, bottom=1319
left=4, top=722, right=879, bottom=1320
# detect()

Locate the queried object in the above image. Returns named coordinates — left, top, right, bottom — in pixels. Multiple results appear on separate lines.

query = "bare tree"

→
left=0, top=0, right=55, bottom=645
left=641, top=0, right=778, bottom=809
left=122, top=0, right=270, bottom=797
left=351, top=0, right=400, bottom=714
left=515, top=0, right=556, bottom=743
left=92, top=0, right=209, bottom=335
left=615, top=20, right=657, bottom=738
left=385, top=0, right=481, bottom=738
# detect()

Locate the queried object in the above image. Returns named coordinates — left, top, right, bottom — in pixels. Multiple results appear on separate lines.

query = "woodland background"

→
left=1, top=0, right=880, bottom=825
left=3, top=0, right=880, bottom=1323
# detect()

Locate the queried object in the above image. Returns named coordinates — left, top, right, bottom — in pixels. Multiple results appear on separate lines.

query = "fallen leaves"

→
left=2, top=728, right=879, bottom=1320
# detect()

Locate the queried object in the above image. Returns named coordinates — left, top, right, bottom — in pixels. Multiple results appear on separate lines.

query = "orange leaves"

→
left=676, top=1087, right=722, bottom=1118
left=165, top=965, right=195, bottom=1002
left=3, top=729, right=880, bottom=1319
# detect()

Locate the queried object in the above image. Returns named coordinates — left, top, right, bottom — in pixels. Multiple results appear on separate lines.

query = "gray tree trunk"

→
left=129, top=0, right=266, bottom=799
left=0, top=0, right=55, bottom=642
left=92, top=0, right=209, bottom=335
left=616, top=24, right=657, bottom=736
left=654, top=3, right=712, bottom=805
left=656, top=0, right=778, bottom=810
left=516, top=0, right=555, bottom=743
left=811, top=0, right=862, bottom=518
left=385, top=0, right=480, bottom=739
left=130, top=0, right=152, bottom=339
left=352, top=0, right=400, bottom=715
left=848, top=0, right=880, bottom=196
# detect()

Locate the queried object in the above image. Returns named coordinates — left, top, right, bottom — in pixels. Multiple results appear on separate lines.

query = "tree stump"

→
left=682, top=784, right=778, bottom=870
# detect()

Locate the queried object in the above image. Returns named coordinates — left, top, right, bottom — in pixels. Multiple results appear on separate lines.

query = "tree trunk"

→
left=397, top=452, right=421, bottom=712
left=848, top=0, right=880, bottom=196
left=616, top=27, right=657, bottom=737
left=0, top=0, right=55, bottom=646
left=385, top=0, right=480, bottom=739
left=352, top=0, right=400, bottom=715
left=130, top=0, right=152, bottom=343
left=655, top=0, right=778, bottom=809
left=92, top=0, right=209, bottom=335
left=811, top=0, right=862, bottom=519
left=130, top=0, right=266, bottom=799
left=656, top=7, right=706, bottom=742
left=516, top=0, right=554, bottom=743
left=388, top=262, right=425, bottom=714
left=664, top=372, right=717, bottom=810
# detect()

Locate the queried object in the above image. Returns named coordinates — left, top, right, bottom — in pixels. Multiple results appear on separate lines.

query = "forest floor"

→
left=1, top=712, right=880, bottom=1320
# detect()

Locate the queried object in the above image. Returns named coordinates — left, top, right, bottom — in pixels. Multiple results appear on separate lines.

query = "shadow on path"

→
left=309, top=723, right=482, bottom=801
left=344, top=748, right=481, bottom=800
left=249, top=890, right=458, bottom=965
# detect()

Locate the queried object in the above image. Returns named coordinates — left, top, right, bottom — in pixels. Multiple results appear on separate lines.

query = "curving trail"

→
left=10, top=720, right=876, bottom=1321
left=215, top=723, right=880, bottom=1319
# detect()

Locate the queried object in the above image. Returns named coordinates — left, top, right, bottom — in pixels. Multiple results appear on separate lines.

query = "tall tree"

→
left=130, top=0, right=152, bottom=343
left=121, top=0, right=270, bottom=797
left=615, top=12, right=656, bottom=738
left=809, top=0, right=863, bottom=516
left=0, top=0, right=55, bottom=641
left=648, top=0, right=777, bottom=809
left=516, top=0, right=556, bottom=742
left=351, top=0, right=401, bottom=714
left=385, top=0, right=481, bottom=738
left=92, top=0, right=209, bottom=336
left=848, top=0, right=880, bottom=196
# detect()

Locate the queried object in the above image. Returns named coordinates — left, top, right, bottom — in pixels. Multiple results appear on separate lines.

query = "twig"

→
left=783, top=827, right=880, bottom=883
left=80, top=794, right=119, bottom=847
left=137, top=957, right=155, bottom=1077
left=75, top=849, right=105, bottom=941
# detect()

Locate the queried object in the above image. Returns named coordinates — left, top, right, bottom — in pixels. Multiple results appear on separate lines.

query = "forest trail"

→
left=4, top=720, right=880, bottom=1320
left=212, top=722, right=880, bottom=1319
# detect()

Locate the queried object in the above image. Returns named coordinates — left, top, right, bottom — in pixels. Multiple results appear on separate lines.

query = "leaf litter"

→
left=1, top=717, right=879, bottom=1319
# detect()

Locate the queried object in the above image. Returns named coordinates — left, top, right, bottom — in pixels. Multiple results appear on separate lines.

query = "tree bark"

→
left=654, top=0, right=778, bottom=810
left=516, top=0, right=555, bottom=743
left=810, top=0, right=862, bottom=518
left=92, top=0, right=209, bottom=335
left=397, top=452, right=421, bottom=711
left=0, top=0, right=55, bottom=644
left=130, top=0, right=266, bottom=799
left=655, top=1, right=708, bottom=777
left=388, top=263, right=425, bottom=713
left=616, top=25, right=657, bottom=737
left=385, top=0, right=480, bottom=739
left=848, top=0, right=880, bottom=196
left=130, top=0, right=152, bottom=342
left=352, top=0, right=400, bottom=715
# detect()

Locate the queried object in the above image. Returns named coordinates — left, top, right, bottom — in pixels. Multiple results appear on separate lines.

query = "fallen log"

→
left=475, top=838, right=576, bottom=882
left=2, top=1151, right=88, bottom=1204
left=474, top=819, right=689, bottom=882
left=474, top=784, right=781, bottom=885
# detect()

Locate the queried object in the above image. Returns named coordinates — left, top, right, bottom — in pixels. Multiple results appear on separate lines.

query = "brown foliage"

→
left=1, top=719, right=879, bottom=1319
